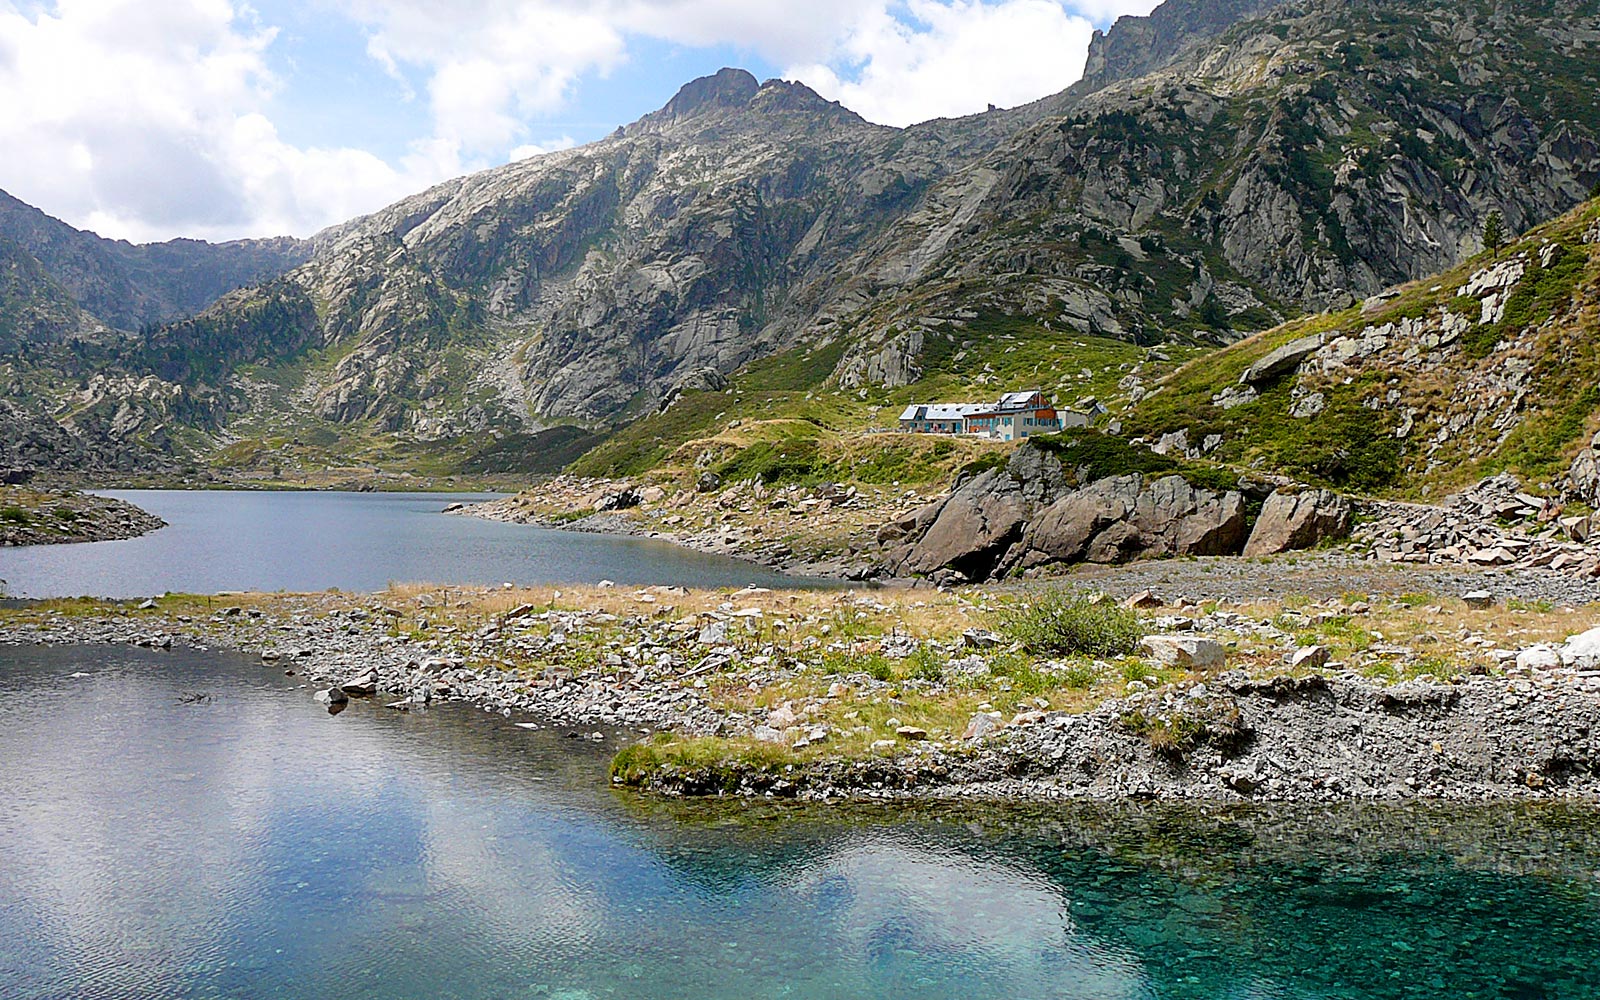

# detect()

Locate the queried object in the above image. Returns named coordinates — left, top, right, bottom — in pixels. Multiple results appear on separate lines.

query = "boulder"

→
left=1463, top=591, right=1495, bottom=610
left=314, top=687, right=349, bottom=706
left=1141, top=635, right=1225, bottom=670
left=1561, top=627, right=1600, bottom=669
left=1242, top=489, right=1352, bottom=557
left=962, top=712, right=1003, bottom=741
left=1012, top=475, right=1141, bottom=569
left=340, top=671, right=379, bottom=696
left=1239, top=334, right=1322, bottom=386
left=1290, top=645, right=1330, bottom=670
left=889, top=469, right=1029, bottom=581
left=1516, top=645, right=1564, bottom=671
left=1570, top=431, right=1600, bottom=504
left=1004, top=443, right=1069, bottom=505
left=895, top=725, right=929, bottom=741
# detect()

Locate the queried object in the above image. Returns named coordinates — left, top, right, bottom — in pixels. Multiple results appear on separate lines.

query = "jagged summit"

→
left=636, top=67, right=863, bottom=131
left=1082, top=0, right=1288, bottom=90
left=659, top=67, right=760, bottom=119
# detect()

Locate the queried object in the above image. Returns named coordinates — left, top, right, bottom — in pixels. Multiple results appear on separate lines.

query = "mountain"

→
left=3, top=0, right=1599, bottom=482
left=0, top=189, right=312, bottom=337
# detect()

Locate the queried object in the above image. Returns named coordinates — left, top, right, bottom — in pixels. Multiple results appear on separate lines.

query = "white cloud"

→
left=352, top=0, right=627, bottom=151
left=0, top=0, right=460, bottom=242
left=508, top=137, right=578, bottom=162
left=786, top=0, right=1099, bottom=128
left=1067, top=0, right=1162, bottom=23
left=0, top=0, right=1162, bottom=242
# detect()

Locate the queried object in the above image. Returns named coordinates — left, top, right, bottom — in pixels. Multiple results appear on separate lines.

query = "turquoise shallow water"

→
left=3, top=644, right=1599, bottom=999
left=0, top=489, right=807, bottom=598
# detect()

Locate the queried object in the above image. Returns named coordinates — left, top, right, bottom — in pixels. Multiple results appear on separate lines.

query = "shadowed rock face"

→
left=884, top=441, right=1358, bottom=583
left=884, top=444, right=1264, bottom=583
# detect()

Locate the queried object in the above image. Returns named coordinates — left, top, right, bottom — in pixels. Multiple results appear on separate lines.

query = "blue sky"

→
left=0, top=1, right=1160, bottom=243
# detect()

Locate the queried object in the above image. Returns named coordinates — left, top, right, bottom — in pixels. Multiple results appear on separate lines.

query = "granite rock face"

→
left=1243, top=490, right=1353, bottom=558
left=884, top=443, right=1258, bottom=582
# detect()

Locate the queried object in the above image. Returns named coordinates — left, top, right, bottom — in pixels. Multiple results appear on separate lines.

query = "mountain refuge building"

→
left=897, top=391, right=1085, bottom=441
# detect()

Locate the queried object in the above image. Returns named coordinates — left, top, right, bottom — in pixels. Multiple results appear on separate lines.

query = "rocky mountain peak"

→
left=658, top=67, right=760, bottom=120
left=1082, top=0, right=1289, bottom=90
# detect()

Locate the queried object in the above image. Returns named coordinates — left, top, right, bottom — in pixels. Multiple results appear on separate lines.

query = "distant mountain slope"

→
left=4, top=0, right=1600, bottom=482
left=822, top=0, right=1600, bottom=387
left=0, top=189, right=312, bottom=335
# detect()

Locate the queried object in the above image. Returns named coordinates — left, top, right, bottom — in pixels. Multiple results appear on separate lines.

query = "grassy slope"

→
left=570, top=315, right=1203, bottom=488
left=1121, top=198, right=1600, bottom=498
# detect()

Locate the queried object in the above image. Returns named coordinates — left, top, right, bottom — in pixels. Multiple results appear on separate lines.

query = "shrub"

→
left=906, top=646, right=945, bottom=683
left=0, top=506, right=31, bottom=526
left=996, top=591, right=1143, bottom=658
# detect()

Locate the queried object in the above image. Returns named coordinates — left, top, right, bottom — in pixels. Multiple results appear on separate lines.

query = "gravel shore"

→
left=6, top=583, right=1600, bottom=805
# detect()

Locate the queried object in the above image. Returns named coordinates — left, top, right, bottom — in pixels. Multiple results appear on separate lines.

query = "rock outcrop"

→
left=884, top=441, right=1289, bottom=583
left=1242, top=489, right=1352, bottom=558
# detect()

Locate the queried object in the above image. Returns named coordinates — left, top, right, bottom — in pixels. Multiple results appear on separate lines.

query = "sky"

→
left=0, top=0, right=1162, bottom=244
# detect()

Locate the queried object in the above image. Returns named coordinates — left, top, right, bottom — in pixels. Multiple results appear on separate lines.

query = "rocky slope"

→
left=825, top=0, right=1600, bottom=386
left=1121, top=196, right=1600, bottom=500
left=0, top=189, right=312, bottom=337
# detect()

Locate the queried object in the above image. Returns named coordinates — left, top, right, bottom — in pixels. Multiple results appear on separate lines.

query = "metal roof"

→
left=898, top=403, right=990, bottom=422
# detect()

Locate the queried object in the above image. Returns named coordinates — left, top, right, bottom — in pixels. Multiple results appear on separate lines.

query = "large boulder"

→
left=887, top=469, right=1029, bottom=581
left=1239, top=334, right=1322, bottom=386
left=1243, top=489, right=1352, bottom=557
left=1005, top=443, right=1069, bottom=505
left=1011, top=475, right=1142, bottom=570
left=1010, top=475, right=1248, bottom=572
left=1569, top=430, right=1600, bottom=505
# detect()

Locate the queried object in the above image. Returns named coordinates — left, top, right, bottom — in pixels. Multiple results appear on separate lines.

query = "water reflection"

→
left=2, top=645, right=1599, bottom=1000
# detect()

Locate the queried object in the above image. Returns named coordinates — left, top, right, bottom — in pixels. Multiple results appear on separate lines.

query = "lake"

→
left=0, top=490, right=808, bottom=598
left=3, top=644, right=1600, bottom=999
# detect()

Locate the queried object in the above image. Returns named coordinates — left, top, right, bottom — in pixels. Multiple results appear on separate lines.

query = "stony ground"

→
left=0, top=486, right=165, bottom=548
left=4, top=568, right=1599, bottom=803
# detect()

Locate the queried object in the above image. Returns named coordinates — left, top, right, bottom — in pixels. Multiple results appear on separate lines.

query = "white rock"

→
left=1462, top=591, right=1495, bottom=609
left=1516, top=645, right=1565, bottom=671
left=1141, top=635, right=1225, bottom=670
left=1290, top=645, right=1330, bottom=670
left=1561, top=627, right=1600, bottom=669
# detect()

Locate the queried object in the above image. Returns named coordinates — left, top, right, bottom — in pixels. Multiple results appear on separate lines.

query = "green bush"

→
left=0, top=506, right=31, bottom=526
left=996, top=591, right=1143, bottom=658
left=906, top=646, right=945, bottom=682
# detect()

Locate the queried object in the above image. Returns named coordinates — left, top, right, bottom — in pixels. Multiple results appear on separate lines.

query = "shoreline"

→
left=4, top=583, right=1600, bottom=805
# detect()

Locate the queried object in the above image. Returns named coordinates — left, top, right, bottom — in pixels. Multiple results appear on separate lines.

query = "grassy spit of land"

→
left=3, top=573, right=1598, bottom=801
left=0, top=485, right=165, bottom=547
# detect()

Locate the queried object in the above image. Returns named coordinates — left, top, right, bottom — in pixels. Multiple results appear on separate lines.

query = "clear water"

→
left=3, top=645, right=1600, bottom=1000
left=0, top=490, right=808, bottom=598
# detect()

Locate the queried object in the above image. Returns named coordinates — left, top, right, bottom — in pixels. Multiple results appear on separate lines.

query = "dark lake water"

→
left=4, top=644, right=1600, bottom=999
left=0, top=490, right=805, bottom=598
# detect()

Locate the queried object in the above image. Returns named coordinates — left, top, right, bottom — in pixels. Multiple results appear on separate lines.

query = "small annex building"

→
left=897, top=390, right=1080, bottom=442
